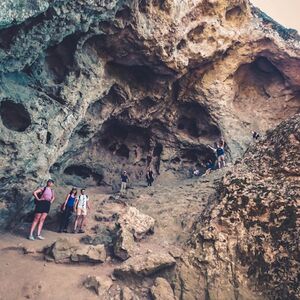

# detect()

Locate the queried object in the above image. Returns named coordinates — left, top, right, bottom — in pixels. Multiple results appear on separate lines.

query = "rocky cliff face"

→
left=1, top=0, right=299, bottom=227
left=189, top=114, right=300, bottom=300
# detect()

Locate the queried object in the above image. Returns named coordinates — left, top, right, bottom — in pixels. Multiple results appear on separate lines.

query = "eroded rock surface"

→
left=189, top=114, right=300, bottom=300
left=1, top=0, right=300, bottom=228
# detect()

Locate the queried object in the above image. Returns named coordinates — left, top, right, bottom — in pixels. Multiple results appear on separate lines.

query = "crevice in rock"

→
left=0, top=100, right=31, bottom=132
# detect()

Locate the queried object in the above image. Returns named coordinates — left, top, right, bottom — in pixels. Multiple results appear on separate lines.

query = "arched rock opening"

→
left=0, top=100, right=31, bottom=132
left=233, top=56, right=300, bottom=130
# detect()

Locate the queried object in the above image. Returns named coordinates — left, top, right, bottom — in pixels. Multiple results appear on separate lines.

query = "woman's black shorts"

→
left=35, top=200, right=51, bottom=214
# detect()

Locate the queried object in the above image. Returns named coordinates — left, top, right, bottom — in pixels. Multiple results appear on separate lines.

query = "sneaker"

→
left=78, top=229, right=85, bottom=234
left=63, top=229, right=68, bottom=233
left=28, top=235, right=35, bottom=241
left=37, top=235, right=45, bottom=240
left=72, top=229, right=77, bottom=234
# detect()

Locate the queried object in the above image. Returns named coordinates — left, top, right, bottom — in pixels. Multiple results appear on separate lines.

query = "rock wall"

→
left=189, top=114, right=300, bottom=300
left=0, top=0, right=299, bottom=228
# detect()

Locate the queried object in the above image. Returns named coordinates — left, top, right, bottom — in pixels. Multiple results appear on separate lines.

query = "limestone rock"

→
left=189, top=114, right=300, bottom=300
left=71, top=244, right=106, bottom=263
left=83, top=275, right=113, bottom=296
left=113, top=207, right=155, bottom=260
left=46, top=238, right=106, bottom=263
left=120, top=287, right=135, bottom=300
left=114, top=253, right=176, bottom=278
left=150, top=278, right=175, bottom=300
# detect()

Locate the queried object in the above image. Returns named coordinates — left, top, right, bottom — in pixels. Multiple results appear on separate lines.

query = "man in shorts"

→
left=73, top=189, right=90, bottom=233
left=120, top=171, right=129, bottom=195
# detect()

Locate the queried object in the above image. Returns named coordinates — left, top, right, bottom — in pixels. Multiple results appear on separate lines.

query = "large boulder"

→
left=114, top=253, right=176, bottom=278
left=113, top=207, right=155, bottom=260
left=46, top=238, right=106, bottom=264
left=83, top=275, right=113, bottom=296
left=150, top=278, right=175, bottom=300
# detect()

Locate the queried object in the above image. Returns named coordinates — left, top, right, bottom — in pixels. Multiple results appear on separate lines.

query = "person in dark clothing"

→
left=252, top=131, right=260, bottom=140
left=205, top=159, right=214, bottom=175
left=120, top=171, right=129, bottom=195
left=59, top=187, right=77, bottom=233
left=208, top=139, right=226, bottom=169
left=146, top=168, right=154, bottom=186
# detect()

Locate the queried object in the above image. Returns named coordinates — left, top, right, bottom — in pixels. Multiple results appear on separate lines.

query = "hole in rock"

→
left=233, top=56, right=299, bottom=128
left=46, top=132, right=52, bottom=144
left=177, top=102, right=221, bottom=139
left=187, top=24, right=205, bottom=43
left=177, top=39, right=186, bottom=50
left=106, top=62, right=157, bottom=88
left=45, top=33, right=81, bottom=84
left=141, top=97, right=157, bottom=109
left=76, top=124, right=91, bottom=138
left=116, top=144, right=130, bottom=159
left=0, top=100, right=31, bottom=132
left=225, top=5, right=244, bottom=21
left=64, top=165, right=103, bottom=186
left=153, top=143, right=163, bottom=157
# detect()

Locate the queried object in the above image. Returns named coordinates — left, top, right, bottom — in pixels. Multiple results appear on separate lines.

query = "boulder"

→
left=150, top=278, right=175, bottom=300
left=119, top=207, right=155, bottom=240
left=113, top=207, right=155, bottom=261
left=121, top=287, right=135, bottom=300
left=71, top=244, right=106, bottom=263
left=83, top=275, right=113, bottom=296
left=113, top=228, right=135, bottom=261
left=46, top=238, right=106, bottom=263
left=114, top=253, right=176, bottom=278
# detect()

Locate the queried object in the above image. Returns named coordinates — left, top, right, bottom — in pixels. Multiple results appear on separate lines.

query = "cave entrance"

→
left=0, top=100, right=31, bottom=132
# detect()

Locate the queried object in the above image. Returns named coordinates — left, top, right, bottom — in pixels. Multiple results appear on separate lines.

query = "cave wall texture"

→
left=0, top=0, right=299, bottom=228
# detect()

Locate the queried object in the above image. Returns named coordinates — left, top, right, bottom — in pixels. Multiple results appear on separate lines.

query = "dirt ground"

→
left=0, top=170, right=225, bottom=300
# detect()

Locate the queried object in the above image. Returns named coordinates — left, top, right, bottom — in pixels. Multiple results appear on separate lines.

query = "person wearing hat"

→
left=29, top=179, right=55, bottom=240
left=120, top=171, right=129, bottom=195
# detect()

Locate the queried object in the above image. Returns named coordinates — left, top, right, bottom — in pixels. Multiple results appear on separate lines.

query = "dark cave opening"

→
left=46, top=131, right=52, bottom=144
left=177, top=102, right=221, bottom=139
left=45, top=33, right=81, bottom=84
left=0, top=100, right=31, bottom=132
left=64, top=165, right=103, bottom=186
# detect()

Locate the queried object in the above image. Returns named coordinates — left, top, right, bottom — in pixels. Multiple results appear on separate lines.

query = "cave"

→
left=177, top=102, right=221, bottom=140
left=45, top=33, right=81, bottom=84
left=0, top=100, right=31, bottom=132
left=46, top=132, right=52, bottom=144
left=64, top=165, right=103, bottom=186
left=233, top=56, right=299, bottom=129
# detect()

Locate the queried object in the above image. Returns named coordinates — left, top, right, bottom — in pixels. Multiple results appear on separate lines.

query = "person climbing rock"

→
left=73, top=188, right=90, bottom=234
left=120, top=171, right=129, bottom=195
left=29, top=179, right=55, bottom=240
left=146, top=168, right=154, bottom=186
left=208, top=139, right=226, bottom=169
left=252, top=131, right=260, bottom=140
left=59, top=187, right=77, bottom=233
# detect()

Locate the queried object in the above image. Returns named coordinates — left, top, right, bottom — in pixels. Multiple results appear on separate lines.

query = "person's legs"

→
left=73, top=215, right=79, bottom=232
left=64, top=206, right=73, bottom=232
left=29, top=213, right=42, bottom=237
left=59, top=209, right=67, bottom=232
left=78, top=215, right=86, bottom=232
left=37, top=213, right=48, bottom=237
left=217, top=156, right=222, bottom=169
left=220, top=156, right=225, bottom=168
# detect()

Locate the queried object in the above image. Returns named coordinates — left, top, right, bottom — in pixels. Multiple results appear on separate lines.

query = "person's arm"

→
left=207, top=145, right=216, bottom=152
left=62, top=194, right=70, bottom=210
left=74, top=197, right=78, bottom=212
left=51, top=190, right=55, bottom=203
left=87, top=198, right=91, bottom=210
left=33, top=188, right=43, bottom=200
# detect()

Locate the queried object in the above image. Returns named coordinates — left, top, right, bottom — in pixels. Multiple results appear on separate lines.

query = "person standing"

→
left=59, top=187, right=77, bottom=233
left=29, top=179, right=55, bottom=240
left=73, top=189, right=90, bottom=233
left=120, top=171, right=129, bottom=195
left=146, top=168, right=154, bottom=186
left=208, top=139, right=226, bottom=169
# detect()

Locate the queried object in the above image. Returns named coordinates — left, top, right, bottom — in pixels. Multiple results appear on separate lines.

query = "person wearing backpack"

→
left=59, top=187, right=77, bottom=233
left=29, top=179, right=55, bottom=240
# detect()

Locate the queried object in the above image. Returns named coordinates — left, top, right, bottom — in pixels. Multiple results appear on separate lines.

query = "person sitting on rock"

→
left=252, top=131, right=260, bottom=140
left=205, top=159, right=215, bottom=175
left=120, top=171, right=129, bottom=195
left=59, top=187, right=77, bottom=233
left=29, top=179, right=55, bottom=240
left=73, top=188, right=90, bottom=233
left=146, top=168, right=154, bottom=186
left=208, top=139, right=226, bottom=169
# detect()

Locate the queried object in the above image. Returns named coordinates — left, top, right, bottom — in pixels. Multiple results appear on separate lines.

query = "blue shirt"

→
left=67, top=195, right=76, bottom=207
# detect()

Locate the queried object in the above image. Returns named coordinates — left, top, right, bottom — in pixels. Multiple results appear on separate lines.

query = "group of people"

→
left=28, top=180, right=90, bottom=241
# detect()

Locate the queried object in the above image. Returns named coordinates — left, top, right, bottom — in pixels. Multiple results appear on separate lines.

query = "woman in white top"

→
left=73, top=188, right=90, bottom=233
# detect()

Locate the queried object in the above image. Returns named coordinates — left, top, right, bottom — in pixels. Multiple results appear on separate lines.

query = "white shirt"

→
left=77, top=194, right=89, bottom=209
